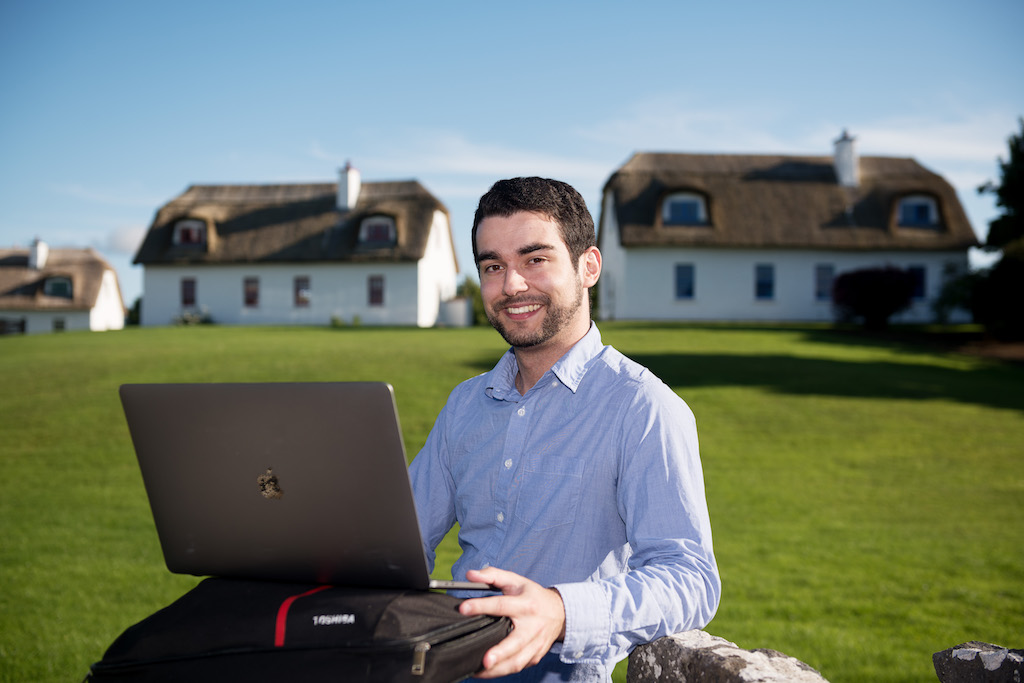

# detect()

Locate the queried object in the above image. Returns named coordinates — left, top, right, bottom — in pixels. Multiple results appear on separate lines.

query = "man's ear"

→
left=579, top=247, right=601, bottom=288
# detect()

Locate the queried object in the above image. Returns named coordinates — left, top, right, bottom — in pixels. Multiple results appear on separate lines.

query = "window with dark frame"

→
left=675, top=263, right=695, bottom=300
left=359, top=216, right=397, bottom=245
left=294, top=276, right=311, bottom=307
left=43, top=276, right=73, bottom=299
left=181, top=278, right=196, bottom=307
left=368, top=275, right=385, bottom=306
left=907, top=265, right=927, bottom=299
left=244, top=277, right=259, bottom=308
left=815, top=264, right=835, bottom=301
left=898, top=195, right=939, bottom=228
left=755, top=264, right=775, bottom=300
left=662, top=192, right=709, bottom=226
left=173, top=219, right=207, bottom=246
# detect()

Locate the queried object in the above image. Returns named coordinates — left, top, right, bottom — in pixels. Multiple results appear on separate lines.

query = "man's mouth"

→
left=505, top=303, right=542, bottom=315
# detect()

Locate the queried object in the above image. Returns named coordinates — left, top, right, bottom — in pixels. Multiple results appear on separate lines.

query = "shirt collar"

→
left=484, top=322, right=603, bottom=401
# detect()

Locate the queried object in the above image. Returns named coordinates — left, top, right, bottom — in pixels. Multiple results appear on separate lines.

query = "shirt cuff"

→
left=552, top=580, right=611, bottom=663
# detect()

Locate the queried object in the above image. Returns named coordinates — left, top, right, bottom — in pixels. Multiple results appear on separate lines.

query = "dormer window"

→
left=43, top=276, right=73, bottom=299
left=358, top=215, right=397, bottom=245
left=662, top=192, right=709, bottom=226
left=897, top=195, right=940, bottom=228
left=173, top=219, right=207, bottom=246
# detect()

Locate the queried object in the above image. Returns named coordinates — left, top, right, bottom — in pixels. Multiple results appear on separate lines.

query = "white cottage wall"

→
left=12, top=310, right=92, bottom=334
left=89, top=269, right=126, bottom=331
left=597, top=191, right=626, bottom=322
left=609, top=247, right=969, bottom=323
left=141, top=263, right=422, bottom=327
left=416, top=210, right=459, bottom=328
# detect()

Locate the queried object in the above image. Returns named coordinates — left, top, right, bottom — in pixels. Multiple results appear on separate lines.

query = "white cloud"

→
left=309, top=140, right=345, bottom=166
left=102, top=224, right=147, bottom=255
left=576, top=93, right=796, bottom=154
left=850, top=112, right=1012, bottom=167
left=52, top=183, right=163, bottom=209
left=321, top=130, right=602, bottom=178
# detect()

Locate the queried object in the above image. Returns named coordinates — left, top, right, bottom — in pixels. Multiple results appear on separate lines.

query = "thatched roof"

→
left=0, top=247, right=120, bottom=311
left=134, top=180, right=454, bottom=266
left=601, top=153, right=978, bottom=251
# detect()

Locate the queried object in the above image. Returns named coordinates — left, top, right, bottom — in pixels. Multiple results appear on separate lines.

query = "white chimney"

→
left=29, top=238, right=49, bottom=269
left=337, top=161, right=361, bottom=211
left=833, top=129, right=860, bottom=188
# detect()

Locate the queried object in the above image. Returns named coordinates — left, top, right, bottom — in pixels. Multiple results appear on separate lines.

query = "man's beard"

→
left=486, top=279, right=585, bottom=349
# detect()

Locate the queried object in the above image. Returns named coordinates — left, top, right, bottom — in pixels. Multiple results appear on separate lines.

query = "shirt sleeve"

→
left=554, top=380, right=721, bottom=664
left=408, top=399, right=458, bottom=574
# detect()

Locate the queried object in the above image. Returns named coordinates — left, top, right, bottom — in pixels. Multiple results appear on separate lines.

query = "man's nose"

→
left=503, top=268, right=528, bottom=296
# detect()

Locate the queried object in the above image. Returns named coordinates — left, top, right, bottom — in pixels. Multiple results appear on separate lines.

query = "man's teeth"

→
left=507, top=304, right=541, bottom=315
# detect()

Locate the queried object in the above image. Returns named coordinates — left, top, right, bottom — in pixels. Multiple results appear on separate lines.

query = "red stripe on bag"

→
left=275, top=586, right=332, bottom=647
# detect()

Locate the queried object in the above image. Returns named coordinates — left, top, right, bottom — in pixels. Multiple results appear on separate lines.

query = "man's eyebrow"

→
left=519, top=242, right=557, bottom=256
left=475, top=243, right=557, bottom=265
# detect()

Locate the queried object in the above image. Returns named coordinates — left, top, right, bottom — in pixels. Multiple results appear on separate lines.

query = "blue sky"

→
left=2, top=0, right=1022, bottom=307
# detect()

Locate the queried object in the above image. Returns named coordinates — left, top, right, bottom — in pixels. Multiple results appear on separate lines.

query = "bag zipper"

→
left=411, top=641, right=431, bottom=676
left=408, top=615, right=509, bottom=677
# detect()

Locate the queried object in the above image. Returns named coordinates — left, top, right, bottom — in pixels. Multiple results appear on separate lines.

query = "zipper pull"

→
left=412, top=641, right=431, bottom=676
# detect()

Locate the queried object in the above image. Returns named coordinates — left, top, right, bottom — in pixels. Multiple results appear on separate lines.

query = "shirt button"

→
left=517, top=407, right=525, bottom=417
left=496, top=512, right=505, bottom=523
left=504, top=459, right=513, bottom=469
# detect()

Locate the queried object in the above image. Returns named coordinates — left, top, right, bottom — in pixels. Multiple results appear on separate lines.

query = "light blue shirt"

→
left=409, top=324, right=720, bottom=682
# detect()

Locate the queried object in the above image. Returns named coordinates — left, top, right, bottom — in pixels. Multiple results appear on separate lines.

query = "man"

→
left=409, top=177, right=720, bottom=681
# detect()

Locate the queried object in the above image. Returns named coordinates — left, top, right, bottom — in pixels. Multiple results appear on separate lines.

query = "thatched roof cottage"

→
left=134, top=165, right=461, bottom=327
left=597, top=132, right=978, bottom=322
left=0, top=240, right=126, bottom=334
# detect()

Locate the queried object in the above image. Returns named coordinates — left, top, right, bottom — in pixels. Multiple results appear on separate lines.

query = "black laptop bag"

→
left=85, top=578, right=511, bottom=683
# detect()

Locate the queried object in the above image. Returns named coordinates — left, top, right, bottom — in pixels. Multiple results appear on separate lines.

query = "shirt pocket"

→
left=514, top=456, right=584, bottom=531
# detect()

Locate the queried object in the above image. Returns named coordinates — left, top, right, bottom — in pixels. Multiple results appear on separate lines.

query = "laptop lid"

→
left=120, top=382, right=482, bottom=590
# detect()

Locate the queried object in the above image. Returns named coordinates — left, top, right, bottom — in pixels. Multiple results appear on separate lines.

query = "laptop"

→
left=119, top=382, right=487, bottom=591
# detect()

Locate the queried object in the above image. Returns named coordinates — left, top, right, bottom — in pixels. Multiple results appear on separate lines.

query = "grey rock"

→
left=627, top=630, right=829, bottom=682
left=933, top=641, right=1023, bottom=683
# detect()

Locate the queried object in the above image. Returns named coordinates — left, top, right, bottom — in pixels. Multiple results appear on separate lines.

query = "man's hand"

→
left=458, top=567, right=566, bottom=678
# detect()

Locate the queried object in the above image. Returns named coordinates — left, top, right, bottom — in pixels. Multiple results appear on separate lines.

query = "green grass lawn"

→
left=1, top=323, right=1021, bottom=682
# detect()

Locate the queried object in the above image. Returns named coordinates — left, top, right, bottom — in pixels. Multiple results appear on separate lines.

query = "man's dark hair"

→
left=472, top=177, right=595, bottom=266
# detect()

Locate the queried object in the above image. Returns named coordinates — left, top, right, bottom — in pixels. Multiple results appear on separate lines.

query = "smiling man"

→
left=409, top=177, right=720, bottom=681
left=475, top=208, right=598, bottom=393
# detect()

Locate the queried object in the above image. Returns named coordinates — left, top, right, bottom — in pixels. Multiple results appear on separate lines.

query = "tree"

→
left=974, top=118, right=1024, bottom=338
left=832, top=266, right=916, bottom=331
left=978, top=117, right=1024, bottom=253
left=456, top=276, right=488, bottom=326
left=126, top=297, right=142, bottom=326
